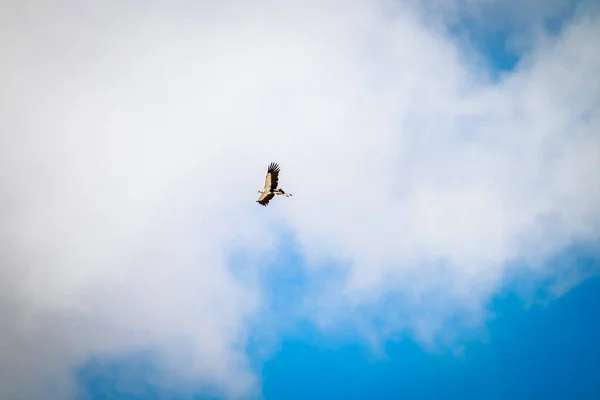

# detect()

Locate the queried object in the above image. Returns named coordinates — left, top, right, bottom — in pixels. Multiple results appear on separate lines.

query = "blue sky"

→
left=79, top=247, right=600, bottom=399
left=262, top=276, right=600, bottom=400
left=2, top=1, right=599, bottom=399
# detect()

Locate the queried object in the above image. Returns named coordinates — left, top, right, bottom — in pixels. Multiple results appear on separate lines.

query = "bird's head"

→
left=257, top=189, right=262, bottom=193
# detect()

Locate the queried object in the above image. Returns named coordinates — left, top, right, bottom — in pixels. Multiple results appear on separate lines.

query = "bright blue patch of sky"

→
left=262, top=274, right=600, bottom=400
left=445, top=0, right=583, bottom=78
left=445, top=14, right=520, bottom=75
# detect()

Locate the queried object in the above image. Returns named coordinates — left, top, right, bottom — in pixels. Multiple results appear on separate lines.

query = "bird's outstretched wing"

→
left=263, top=162, right=280, bottom=191
left=257, top=192, right=275, bottom=206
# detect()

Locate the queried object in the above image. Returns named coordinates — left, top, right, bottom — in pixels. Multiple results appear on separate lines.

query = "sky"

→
left=1, top=0, right=599, bottom=399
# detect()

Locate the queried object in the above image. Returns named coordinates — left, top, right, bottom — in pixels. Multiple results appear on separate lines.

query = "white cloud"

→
left=1, top=0, right=599, bottom=398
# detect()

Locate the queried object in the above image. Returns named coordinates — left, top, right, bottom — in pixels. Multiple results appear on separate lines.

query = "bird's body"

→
left=257, top=162, right=292, bottom=206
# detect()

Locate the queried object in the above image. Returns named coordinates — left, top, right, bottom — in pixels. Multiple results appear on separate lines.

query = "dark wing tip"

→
left=267, top=162, right=281, bottom=173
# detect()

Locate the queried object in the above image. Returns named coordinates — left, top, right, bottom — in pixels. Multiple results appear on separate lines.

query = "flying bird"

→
left=257, top=162, right=292, bottom=206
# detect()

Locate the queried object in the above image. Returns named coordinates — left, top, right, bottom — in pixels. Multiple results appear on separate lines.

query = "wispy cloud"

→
left=1, top=0, right=599, bottom=398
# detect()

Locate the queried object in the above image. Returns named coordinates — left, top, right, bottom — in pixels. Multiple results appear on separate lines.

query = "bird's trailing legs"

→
left=274, top=189, right=292, bottom=197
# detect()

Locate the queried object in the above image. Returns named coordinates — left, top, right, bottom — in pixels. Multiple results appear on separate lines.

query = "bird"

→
left=256, top=162, right=292, bottom=206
